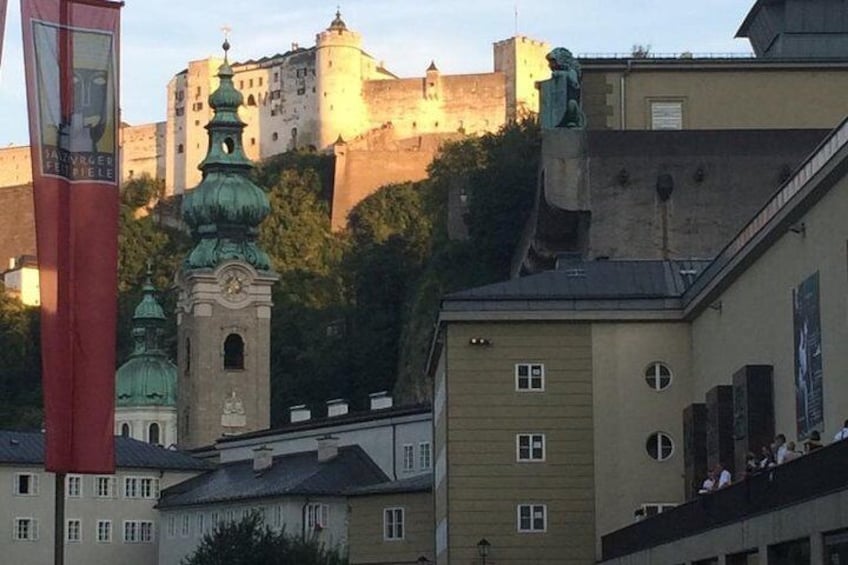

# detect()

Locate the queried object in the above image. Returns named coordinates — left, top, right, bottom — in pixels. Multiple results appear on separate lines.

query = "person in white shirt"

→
left=716, top=464, right=732, bottom=489
left=774, top=434, right=788, bottom=464
left=834, top=419, right=848, bottom=442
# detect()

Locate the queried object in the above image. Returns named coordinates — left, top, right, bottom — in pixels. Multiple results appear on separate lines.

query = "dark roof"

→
left=346, top=473, right=432, bottom=496
left=444, top=260, right=710, bottom=310
left=736, top=0, right=779, bottom=38
left=157, top=445, right=388, bottom=509
left=0, top=430, right=211, bottom=471
left=215, top=403, right=430, bottom=445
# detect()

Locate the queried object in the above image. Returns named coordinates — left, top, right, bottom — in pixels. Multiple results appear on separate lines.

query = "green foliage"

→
left=0, top=284, right=42, bottom=428
left=182, top=512, right=347, bottom=565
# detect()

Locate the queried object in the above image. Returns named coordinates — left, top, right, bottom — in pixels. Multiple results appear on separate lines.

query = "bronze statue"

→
left=540, top=47, right=586, bottom=129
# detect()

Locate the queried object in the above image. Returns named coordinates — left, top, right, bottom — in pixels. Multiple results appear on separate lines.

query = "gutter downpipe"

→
left=620, top=58, right=632, bottom=129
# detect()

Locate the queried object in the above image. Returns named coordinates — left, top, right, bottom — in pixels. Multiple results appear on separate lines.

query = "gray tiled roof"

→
left=157, top=445, right=388, bottom=509
left=346, top=472, right=432, bottom=496
left=0, top=430, right=211, bottom=471
left=444, top=260, right=711, bottom=309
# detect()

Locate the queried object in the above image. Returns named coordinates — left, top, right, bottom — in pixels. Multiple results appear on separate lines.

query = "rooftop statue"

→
left=539, top=47, right=586, bottom=129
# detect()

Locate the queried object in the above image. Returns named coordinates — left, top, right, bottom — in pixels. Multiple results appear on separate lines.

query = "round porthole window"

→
left=645, top=362, right=672, bottom=391
left=646, top=432, right=674, bottom=461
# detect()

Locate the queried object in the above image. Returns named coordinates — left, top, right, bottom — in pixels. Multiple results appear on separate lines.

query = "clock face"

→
left=220, top=270, right=249, bottom=302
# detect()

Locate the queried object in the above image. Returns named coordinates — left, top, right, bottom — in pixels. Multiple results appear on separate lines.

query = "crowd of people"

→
left=698, top=419, right=848, bottom=494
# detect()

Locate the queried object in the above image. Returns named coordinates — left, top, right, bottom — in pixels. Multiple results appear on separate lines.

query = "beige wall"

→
left=442, top=322, right=595, bottom=564
left=348, top=491, right=434, bottom=564
left=691, top=172, right=848, bottom=444
left=585, top=65, right=848, bottom=130
left=591, top=323, right=692, bottom=540
left=0, top=146, right=33, bottom=188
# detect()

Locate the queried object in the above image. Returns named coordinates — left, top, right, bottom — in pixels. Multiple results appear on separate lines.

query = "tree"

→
left=182, top=512, right=347, bottom=565
left=0, top=283, right=42, bottom=428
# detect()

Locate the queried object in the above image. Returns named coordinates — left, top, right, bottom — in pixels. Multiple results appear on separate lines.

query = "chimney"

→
left=253, top=445, right=273, bottom=473
left=369, top=391, right=393, bottom=411
left=317, top=435, right=339, bottom=463
left=8, top=257, right=15, bottom=270
left=289, top=404, right=311, bottom=423
left=326, top=398, right=349, bottom=418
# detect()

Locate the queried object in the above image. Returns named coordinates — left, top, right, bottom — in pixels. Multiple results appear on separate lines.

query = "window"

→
left=167, top=515, right=176, bottom=538
left=123, top=520, right=154, bottom=543
left=272, top=132, right=279, bottom=141
left=273, top=506, right=282, bottom=528
left=247, top=94, right=256, bottom=106
left=645, top=362, right=672, bottom=391
left=120, top=423, right=130, bottom=437
left=383, top=508, right=404, bottom=540
left=148, top=423, right=160, bottom=445
left=175, top=107, right=184, bottom=117
left=124, top=477, right=138, bottom=498
left=640, top=503, right=677, bottom=518
left=124, top=476, right=158, bottom=499
left=181, top=513, right=190, bottom=537
left=225, top=509, right=235, bottom=523
left=306, top=503, right=329, bottom=531
left=13, top=518, right=38, bottom=541
left=66, top=519, right=81, bottom=543
left=97, top=520, right=112, bottom=543
left=95, top=476, right=115, bottom=498
left=516, top=363, right=544, bottom=391
left=419, top=442, right=432, bottom=470
left=249, top=78, right=254, bottom=88
left=211, top=511, right=220, bottom=528
left=196, top=513, right=205, bottom=536
left=650, top=100, right=684, bottom=130
left=223, top=334, right=245, bottom=370
left=66, top=475, right=82, bottom=498
left=185, top=338, right=191, bottom=374
left=402, top=444, right=414, bottom=472
left=646, top=432, right=674, bottom=461
left=517, top=433, right=546, bottom=462
left=14, top=473, right=37, bottom=496
left=517, top=504, right=547, bottom=532
left=177, top=143, right=184, bottom=153
left=258, top=77, right=263, bottom=87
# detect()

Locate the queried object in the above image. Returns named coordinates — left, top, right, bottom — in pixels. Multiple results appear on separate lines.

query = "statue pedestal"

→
left=542, top=128, right=589, bottom=211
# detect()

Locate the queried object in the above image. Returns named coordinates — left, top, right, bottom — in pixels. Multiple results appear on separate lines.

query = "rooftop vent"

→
left=369, top=391, right=393, bottom=411
left=326, top=399, right=349, bottom=418
left=289, top=404, right=311, bottom=423
left=253, top=445, right=273, bottom=473
left=317, top=435, right=339, bottom=463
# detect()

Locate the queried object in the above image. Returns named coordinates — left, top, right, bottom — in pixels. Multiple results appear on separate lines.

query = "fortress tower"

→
left=315, top=11, right=368, bottom=149
left=176, top=40, right=278, bottom=449
left=494, top=36, right=552, bottom=121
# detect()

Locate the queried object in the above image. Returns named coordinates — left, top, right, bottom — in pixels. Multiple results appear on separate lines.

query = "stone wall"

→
left=0, top=184, right=36, bottom=268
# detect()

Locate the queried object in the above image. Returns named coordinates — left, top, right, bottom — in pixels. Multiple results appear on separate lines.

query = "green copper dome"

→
left=116, top=271, right=177, bottom=408
left=182, top=39, right=272, bottom=271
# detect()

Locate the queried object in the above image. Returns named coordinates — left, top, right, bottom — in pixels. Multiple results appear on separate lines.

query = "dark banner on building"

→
left=21, top=0, right=122, bottom=473
left=794, top=272, right=823, bottom=440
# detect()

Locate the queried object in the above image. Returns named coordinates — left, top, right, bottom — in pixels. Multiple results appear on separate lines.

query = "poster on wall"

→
left=794, top=272, right=823, bottom=440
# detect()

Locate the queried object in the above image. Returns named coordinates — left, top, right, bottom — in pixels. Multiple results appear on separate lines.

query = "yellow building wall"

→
left=348, top=491, right=434, bottom=565
left=691, top=173, right=848, bottom=443
left=444, top=321, right=595, bottom=564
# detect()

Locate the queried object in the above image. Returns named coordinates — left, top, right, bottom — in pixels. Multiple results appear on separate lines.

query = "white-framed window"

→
left=273, top=506, right=282, bottom=528
left=124, top=477, right=138, bottom=498
left=14, top=473, right=38, bottom=496
left=225, top=509, right=235, bottom=523
left=96, top=520, right=112, bottom=543
left=95, top=476, right=115, bottom=498
left=516, top=363, right=545, bottom=391
left=123, top=520, right=154, bottom=543
left=124, top=477, right=159, bottom=499
left=383, top=507, right=404, bottom=540
left=419, top=442, right=432, bottom=470
left=167, top=515, right=176, bottom=538
left=181, top=513, right=190, bottom=537
left=516, top=433, right=546, bottom=462
left=13, top=518, right=38, bottom=541
left=196, top=513, right=205, bottom=536
left=211, top=511, right=220, bottom=528
left=646, top=431, right=675, bottom=461
left=644, top=362, right=672, bottom=391
left=517, top=504, right=547, bottom=532
left=66, top=475, right=82, bottom=498
left=306, top=503, right=329, bottom=531
left=66, top=519, right=82, bottom=543
left=402, top=444, right=414, bottom=472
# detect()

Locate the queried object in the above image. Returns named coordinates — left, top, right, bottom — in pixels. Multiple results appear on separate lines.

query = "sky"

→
left=0, top=0, right=757, bottom=146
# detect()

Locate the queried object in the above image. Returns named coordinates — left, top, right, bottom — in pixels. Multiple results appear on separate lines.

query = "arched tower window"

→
left=148, top=423, right=160, bottom=445
left=247, top=94, right=256, bottom=106
left=185, top=338, right=191, bottom=375
left=121, top=423, right=130, bottom=438
left=224, top=333, right=245, bottom=370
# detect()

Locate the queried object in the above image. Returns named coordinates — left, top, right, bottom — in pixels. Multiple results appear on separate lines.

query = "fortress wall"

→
left=121, top=122, right=166, bottom=181
left=0, top=147, right=33, bottom=188
left=0, top=184, right=36, bottom=266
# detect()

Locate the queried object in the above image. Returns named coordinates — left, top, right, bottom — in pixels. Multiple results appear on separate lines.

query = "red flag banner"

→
left=21, top=0, right=122, bottom=473
left=0, top=1, right=7, bottom=68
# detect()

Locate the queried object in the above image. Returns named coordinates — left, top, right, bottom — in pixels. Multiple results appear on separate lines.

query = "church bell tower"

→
left=176, top=38, right=278, bottom=448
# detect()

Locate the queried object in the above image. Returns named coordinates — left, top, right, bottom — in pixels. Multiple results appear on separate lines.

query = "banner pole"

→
left=54, top=472, right=65, bottom=565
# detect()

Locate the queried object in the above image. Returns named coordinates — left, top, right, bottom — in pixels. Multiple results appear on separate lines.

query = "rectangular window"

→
left=123, top=521, right=138, bottom=543
left=123, top=520, right=154, bottom=543
left=517, top=504, right=547, bottom=532
left=516, top=363, right=545, bottom=391
left=66, top=475, right=82, bottom=498
left=14, top=518, right=38, bottom=541
left=419, top=442, right=432, bottom=470
left=167, top=515, right=176, bottom=538
left=517, top=434, right=546, bottom=461
left=258, top=77, right=263, bottom=87
left=226, top=509, right=235, bottom=523
left=97, top=520, right=112, bottom=543
left=196, top=513, right=205, bottom=536
left=273, top=506, right=282, bottom=528
left=383, top=507, right=404, bottom=540
left=306, top=503, right=329, bottom=531
left=124, top=477, right=139, bottom=498
left=650, top=101, right=684, bottom=130
left=402, top=444, right=415, bottom=472
left=211, top=511, right=220, bottom=528
left=66, top=519, right=82, bottom=543
left=181, top=514, right=190, bottom=537
left=14, top=473, right=38, bottom=496
left=249, top=78, right=254, bottom=88
left=95, top=476, right=115, bottom=498
left=139, top=477, right=159, bottom=499
left=140, top=521, right=154, bottom=543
